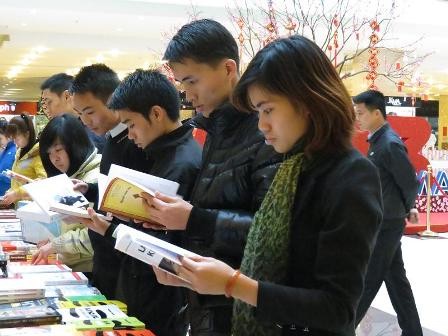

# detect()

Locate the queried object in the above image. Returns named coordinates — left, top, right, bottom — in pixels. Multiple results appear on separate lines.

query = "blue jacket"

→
left=0, top=141, right=17, bottom=196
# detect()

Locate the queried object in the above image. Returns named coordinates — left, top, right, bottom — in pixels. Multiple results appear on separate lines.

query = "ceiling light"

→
left=95, top=54, right=106, bottom=63
left=3, top=88, right=23, bottom=91
left=107, top=49, right=121, bottom=57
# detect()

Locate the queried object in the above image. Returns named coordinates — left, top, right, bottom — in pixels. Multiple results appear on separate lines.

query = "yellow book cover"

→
left=99, top=177, right=155, bottom=222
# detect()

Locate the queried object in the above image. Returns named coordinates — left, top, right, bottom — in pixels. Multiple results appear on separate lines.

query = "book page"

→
left=97, top=173, right=108, bottom=211
left=23, top=174, right=89, bottom=216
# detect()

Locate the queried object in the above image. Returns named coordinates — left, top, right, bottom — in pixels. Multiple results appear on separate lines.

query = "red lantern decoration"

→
left=396, top=62, right=401, bottom=70
left=332, top=14, right=340, bottom=66
left=367, top=20, right=380, bottom=90
left=263, top=0, right=278, bottom=46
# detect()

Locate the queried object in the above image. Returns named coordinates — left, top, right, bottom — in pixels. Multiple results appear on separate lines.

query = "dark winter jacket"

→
left=367, top=123, right=418, bottom=221
left=109, top=123, right=202, bottom=336
left=184, top=103, right=282, bottom=315
left=256, top=149, right=383, bottom=335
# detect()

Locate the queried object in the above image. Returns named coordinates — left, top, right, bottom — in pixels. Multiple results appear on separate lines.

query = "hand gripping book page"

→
left=114, top=224, right=193, bottom=281
left=98, top=164, right=180, bottom=222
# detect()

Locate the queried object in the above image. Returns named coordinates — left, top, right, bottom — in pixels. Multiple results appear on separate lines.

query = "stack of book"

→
left=0, top=212, right=21, bottom=242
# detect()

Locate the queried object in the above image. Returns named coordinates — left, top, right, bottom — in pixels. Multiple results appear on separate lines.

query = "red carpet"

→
left=405, top=212, right=448, bottom=234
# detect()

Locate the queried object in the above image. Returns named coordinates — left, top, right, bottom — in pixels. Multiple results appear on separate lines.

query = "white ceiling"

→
left=0, top=0, right=447, bottom=101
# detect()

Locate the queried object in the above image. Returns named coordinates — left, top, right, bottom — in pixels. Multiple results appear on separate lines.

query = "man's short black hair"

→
left=70, top=64, right=120, bottom=104
left=353, top=90, right=387, bottom=119
left=40, top=73, right=73, bottom=95
left=108, top=69, right=180, bottom=122
left=163, top=19, right=239, bottom=69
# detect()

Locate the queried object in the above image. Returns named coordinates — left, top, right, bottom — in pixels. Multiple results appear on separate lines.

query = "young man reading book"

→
left=137, top=19, right=281, bottom=335
left=70, top=64, right=150, bottom=299
left=79, top=69, right=202, bottom=336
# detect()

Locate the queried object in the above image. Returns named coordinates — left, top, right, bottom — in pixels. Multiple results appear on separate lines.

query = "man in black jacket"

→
left=141, top=19, right=281, bottom=335
left=70, top=64, right=149, bottom=299
left=354, top=90, right=422, bottom=336
left=81, top=69, right=202, bottom=336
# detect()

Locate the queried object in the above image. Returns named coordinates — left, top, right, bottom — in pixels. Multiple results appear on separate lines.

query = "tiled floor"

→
left=357, top=234, right=448, bottom=336
left=358, top=307, right=444, bottom=336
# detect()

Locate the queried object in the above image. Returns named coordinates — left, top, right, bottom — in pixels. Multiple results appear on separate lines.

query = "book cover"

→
left=0, top=209, right=18, bottom=219
left=0, top=241, right=32, bottom=252
left=0, top=324, right=79, bottom=335
left=57, top=304, right=127, bottom=322
left=63, top=294, right=107, bottom=301
left=56, top=300, right=127, bottom=313
left=114, top=224, right=192, bottom=280
left=0, top=305, right=61, bottom=328
left=98, top=165, right=179, bottom=222
left=70, top=316, right=145, bottom=331
left=81, top=330, right=155, bottom=336
left=17, top=271, right=88, bottom=286
left=8, top=262, right=71, bottom=275
left=0, top=298, right=57, bottom=310
left=45, top=285, right=101, bottom=298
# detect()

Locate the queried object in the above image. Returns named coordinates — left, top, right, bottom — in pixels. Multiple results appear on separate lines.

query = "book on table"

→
left=57, top=304, right=127, bottom=323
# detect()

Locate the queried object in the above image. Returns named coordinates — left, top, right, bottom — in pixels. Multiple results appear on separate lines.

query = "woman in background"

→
left=32, top=114, right=101, bottom=272
left=152, top=35, right=383, bottom=336
left=2, top=113, right=46, bottom=205
left=0, top=118, right=17, bottom=197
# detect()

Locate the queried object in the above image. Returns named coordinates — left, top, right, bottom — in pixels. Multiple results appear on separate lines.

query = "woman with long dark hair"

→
left=32, top=114, right=101, bottom=272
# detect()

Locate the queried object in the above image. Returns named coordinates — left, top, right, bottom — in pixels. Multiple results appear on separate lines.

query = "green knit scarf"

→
left=232, top=152, right=304, bottom=336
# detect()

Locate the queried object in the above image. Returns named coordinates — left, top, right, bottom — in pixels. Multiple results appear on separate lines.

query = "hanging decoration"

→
left=263, top=0, right=278, bottom=46
left=160, top=63, right=175, bottom=84
left=332, top=15, right=339, bottom=67
left=366, top=19, right=380, bottom=90
left=284, top=16, right=297, bottom=36
left=236, top=17, right=245, bottom=61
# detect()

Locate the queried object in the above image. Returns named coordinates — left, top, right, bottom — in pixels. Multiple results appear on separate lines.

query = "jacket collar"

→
left=368, top=122, right=389, bottom=144
left=191, top=102, right=249, bottom=135
left=71, top=148, right=100, bottom=179
left=4, top=141, right=15, bottom=152
left=143, top=122, right=194, bottom=156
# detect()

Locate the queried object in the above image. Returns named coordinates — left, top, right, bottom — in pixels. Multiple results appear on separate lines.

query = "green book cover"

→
left=71, top=316, right=145, bottom=331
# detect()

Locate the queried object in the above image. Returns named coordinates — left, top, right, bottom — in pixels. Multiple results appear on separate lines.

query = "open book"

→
left=114, top=224, right=192, bottom=281
left=97, top=164, right=180, bottom=222
left=17, top=174, right=111, bottom=223
left=1, top=169, right=34, bottom=184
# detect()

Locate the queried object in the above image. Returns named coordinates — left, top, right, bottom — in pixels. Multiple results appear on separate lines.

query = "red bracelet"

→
left=225, top=269, right=241, bottom=298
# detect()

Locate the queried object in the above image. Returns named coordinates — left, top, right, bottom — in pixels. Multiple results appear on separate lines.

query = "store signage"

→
left=387, top=97, right=402, bottom=106
left=0, top=103, right=16, bottom=113
left=0, top=101, right=37, bottom=115
left=385, top=96, right=421, bottom=108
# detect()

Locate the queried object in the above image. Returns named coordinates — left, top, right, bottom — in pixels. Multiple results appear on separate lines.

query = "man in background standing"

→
left=354, top=89, right=422, bottom=336
left=41, top=73, right=105, bottom=153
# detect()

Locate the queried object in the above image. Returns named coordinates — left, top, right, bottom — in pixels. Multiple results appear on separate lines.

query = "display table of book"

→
left=0, top=209, right=156, bottom=336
